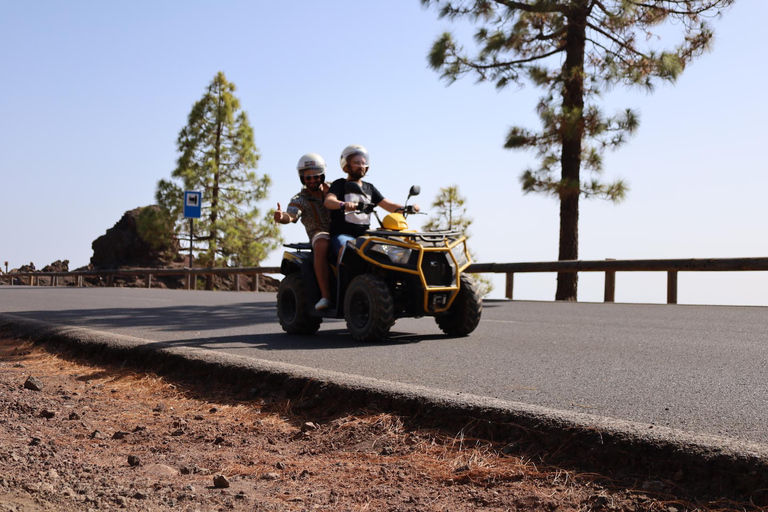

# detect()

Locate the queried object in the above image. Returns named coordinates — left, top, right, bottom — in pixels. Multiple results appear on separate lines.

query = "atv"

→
left=277, top=183, right=482, bottom=342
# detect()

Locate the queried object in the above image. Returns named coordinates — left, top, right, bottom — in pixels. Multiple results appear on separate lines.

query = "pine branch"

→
left=455, top=44, right=565, bottom=73
left=627, top=0, right=732, bottom=17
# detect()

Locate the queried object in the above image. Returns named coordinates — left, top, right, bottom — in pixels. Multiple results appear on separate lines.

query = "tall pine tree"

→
left=422, top=0, right=733, bottom=300
left=156, top=72, right=280, bottom=288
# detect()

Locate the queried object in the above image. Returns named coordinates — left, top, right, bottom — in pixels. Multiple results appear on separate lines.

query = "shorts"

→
left=310, top=232, right=330, bottom=247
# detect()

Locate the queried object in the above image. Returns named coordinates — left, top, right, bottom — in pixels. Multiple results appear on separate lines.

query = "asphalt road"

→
left=1, top=286, right=766, bottom=446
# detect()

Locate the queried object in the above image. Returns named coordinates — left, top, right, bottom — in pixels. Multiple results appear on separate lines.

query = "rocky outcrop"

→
left=42, top=260, right=69, bottom=273
left=90, top=207, right=177, bottom=269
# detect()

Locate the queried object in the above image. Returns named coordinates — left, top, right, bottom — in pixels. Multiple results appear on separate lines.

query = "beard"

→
left=306, top=180, right=323, bottom=192
left=348, top=168, right=367, bottom=180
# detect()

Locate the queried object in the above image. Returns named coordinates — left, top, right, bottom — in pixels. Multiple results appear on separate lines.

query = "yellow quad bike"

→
left=277, top=183, right=482, bottom=343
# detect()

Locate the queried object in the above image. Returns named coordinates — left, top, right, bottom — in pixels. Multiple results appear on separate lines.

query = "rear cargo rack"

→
left=283, top=242, right=312, bottom=251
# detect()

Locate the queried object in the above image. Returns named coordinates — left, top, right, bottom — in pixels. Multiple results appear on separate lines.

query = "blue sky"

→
left=2, top=0, right=766, bottom=305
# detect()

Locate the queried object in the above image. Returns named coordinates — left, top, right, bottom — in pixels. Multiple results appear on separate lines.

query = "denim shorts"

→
left=331, top=234, right=356, bottom=260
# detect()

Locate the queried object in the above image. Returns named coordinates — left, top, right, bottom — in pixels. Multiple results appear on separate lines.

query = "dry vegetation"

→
left=0, top=338, right=755, bottom=511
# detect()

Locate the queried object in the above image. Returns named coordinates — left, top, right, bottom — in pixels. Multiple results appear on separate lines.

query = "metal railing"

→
left=0, top=266, right=280, bottom=292
left=2, top=256, right=768, bottom=304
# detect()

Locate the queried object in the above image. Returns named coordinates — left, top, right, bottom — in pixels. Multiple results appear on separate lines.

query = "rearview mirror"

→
left=408, top=185, right=421, bottom=198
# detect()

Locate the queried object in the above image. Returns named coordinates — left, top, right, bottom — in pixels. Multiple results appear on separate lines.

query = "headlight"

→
left=369, top=243, right=412, bottom=265
left=451, top=243, right=469, bottom=268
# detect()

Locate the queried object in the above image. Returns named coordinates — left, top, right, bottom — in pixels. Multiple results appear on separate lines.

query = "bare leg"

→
left=313, top=238, right=331, bottom=301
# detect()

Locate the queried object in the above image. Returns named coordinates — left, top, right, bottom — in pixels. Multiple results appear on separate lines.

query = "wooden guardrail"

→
left=2, top=256, right=767, bottom=304
left=0, top=266, right=281, bottom=292
left=467, top=256, right=768, bottom=304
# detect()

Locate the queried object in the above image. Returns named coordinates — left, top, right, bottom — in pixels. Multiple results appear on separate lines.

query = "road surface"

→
left=1, top=286, right=766, bottom=446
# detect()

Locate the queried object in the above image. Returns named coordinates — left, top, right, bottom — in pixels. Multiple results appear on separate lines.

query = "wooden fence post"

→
left=106, top=274, right=113, bottom=287
left=667, top=271, right=678, bottom=304
left=604, top=259, right=616, bottom=303
left=146, top=274, right=152, bottom=289
left=505, top=272, right=514, bottom=300
left=604, top=271, right=616, bottom=302
left=234, top=274, right=240, bottom=292
left=251, top=273, right=258, bottom=292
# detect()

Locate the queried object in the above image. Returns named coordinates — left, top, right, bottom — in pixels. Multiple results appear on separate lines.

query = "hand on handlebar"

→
left=356, top=202, right=375, bottom=214
left=396, top=205, right=423, bottom=216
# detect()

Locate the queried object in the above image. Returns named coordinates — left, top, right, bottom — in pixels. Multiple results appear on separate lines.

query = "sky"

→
left=2, top=0, right=766, bottom=306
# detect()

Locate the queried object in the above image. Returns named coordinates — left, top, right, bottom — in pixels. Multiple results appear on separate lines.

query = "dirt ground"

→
left=0, top=338, right=754, bottom=512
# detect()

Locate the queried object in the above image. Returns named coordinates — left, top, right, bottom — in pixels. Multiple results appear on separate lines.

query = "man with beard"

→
left=325, top=145, right=419, bottom=262
left=274, top=153, right=333, bottom=310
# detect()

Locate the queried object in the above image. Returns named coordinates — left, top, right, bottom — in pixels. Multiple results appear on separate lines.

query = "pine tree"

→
left=155, top=72, right=280, bottom=288
left=422, top=0, right=733, bottom=300
left=424, top=185, right=493, bottom=297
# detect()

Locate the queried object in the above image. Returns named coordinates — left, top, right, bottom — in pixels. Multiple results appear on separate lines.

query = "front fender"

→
left=281, top=250, right=312, bottom=276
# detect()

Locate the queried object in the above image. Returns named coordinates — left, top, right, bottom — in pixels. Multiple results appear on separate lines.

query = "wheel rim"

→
left=349, top=290, right=370, bottom=329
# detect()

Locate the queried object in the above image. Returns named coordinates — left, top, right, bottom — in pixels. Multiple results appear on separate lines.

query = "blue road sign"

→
left=183, top=191, right=202, bottom=219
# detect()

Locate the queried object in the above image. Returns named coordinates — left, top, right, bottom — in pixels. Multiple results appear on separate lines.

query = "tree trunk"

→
left=555, top=3, right=589, bottom=301
left=206, top=100, right=224, bottom=291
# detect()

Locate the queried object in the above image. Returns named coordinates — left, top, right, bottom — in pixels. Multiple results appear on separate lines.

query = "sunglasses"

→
left=304, top=174, right=324, bottom=181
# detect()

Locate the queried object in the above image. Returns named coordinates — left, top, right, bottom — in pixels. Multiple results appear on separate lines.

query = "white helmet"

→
left=297, top=153, right=326, bottom=173
left=340, top=144, right=369, bottom=171
left=296, top=153, right=326, bottom=184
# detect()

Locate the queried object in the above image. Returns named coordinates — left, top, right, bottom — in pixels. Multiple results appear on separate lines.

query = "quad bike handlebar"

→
left=396, top=205, right=422, bottom=216
left=350, top=202, right=422, bottom=219
left=355, top=202, right=376, bottom=214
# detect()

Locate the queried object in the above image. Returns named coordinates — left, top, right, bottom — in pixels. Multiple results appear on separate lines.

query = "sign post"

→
left=183, top=191, right=202, bottom=290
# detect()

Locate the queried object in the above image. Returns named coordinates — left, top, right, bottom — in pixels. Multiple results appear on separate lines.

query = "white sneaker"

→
left=315, top=298, right=331, bottom=310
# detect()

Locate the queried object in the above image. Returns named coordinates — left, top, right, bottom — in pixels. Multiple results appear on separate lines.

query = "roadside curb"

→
left=2, top=312, right=767, bottom=502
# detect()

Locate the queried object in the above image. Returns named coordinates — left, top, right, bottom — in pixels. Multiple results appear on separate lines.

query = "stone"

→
left=641, top=480, right=664, bottom=492
left=24, top=376, right=44, bottom=392
left=213, top=475, right=230, bottom=489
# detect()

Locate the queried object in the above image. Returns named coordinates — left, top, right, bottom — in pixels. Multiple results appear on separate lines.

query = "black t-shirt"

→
left=328, top=178, right=385, bottom=238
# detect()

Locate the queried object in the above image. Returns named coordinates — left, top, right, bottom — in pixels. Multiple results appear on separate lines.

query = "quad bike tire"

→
left=277, top=273, right=322, bottom=335
left=435, top=274, right=482, bottom=336
left=344, top=274, right=395, bottom=343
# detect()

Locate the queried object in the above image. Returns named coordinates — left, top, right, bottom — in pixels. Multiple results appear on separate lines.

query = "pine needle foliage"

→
left=421, top=0, right=733, bottom=300
left=155, top=72, right=281, bottom=274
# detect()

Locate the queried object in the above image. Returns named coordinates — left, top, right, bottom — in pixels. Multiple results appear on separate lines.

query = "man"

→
left=324, top=145, right=419, bottom=261
left=274, top=153, right=332, bottom=310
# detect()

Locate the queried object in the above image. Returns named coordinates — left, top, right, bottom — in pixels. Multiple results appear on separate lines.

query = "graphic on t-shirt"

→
left=344, top=192, right=369, bottom=225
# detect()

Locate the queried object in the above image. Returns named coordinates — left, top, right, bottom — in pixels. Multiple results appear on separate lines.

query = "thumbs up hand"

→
left=273, top=203, right=283, bottom=223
